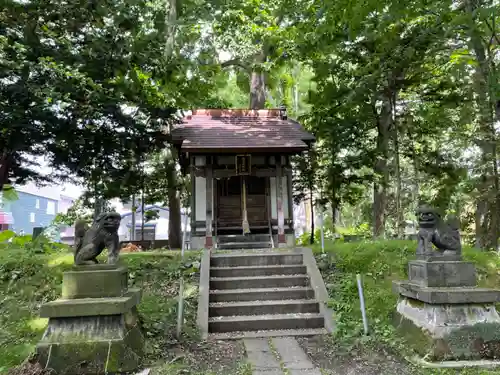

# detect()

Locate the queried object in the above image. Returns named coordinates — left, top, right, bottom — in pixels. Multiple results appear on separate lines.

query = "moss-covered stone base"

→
left=394, top=297, right=500, bottom=360
left=36, top=307, right=144, bottom=374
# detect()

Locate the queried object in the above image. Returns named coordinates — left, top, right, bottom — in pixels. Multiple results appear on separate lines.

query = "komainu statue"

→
left=416, top=205, right=461, bottom=259
left=74, top=212, right=122, bottom=265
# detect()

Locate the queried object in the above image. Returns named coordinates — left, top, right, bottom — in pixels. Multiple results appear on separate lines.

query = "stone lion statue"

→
left=74, top=212, right=122, bottom=265
left=416, top=205, right=461, bottom=258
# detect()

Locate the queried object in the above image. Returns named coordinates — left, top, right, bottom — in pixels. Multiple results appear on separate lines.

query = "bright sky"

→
left=34, top=156, right=83, bottom=199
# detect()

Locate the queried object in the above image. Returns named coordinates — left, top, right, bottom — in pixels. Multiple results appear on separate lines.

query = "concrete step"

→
left=209, top=328, right=328, bottom=340
left=210, top=252, right=303, bottom=267
left=209, top=299, right=320, bottom=316
left=210, top=265, right=307, bottom=278
left=208, top=313, right=325, bottom=333
left=209, top=287, right=315, bottom=302
left=217, top=242, right=271, bottom=250
left=210, top=275, right=309, bottom=290
left=218, top=234, right=271, bottom=244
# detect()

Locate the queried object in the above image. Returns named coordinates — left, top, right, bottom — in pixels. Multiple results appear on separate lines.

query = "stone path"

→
left=243, top=337, right=322, bottom=375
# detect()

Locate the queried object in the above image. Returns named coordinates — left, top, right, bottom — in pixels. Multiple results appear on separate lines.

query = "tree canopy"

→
left=1, top=0, right=500, bottom=249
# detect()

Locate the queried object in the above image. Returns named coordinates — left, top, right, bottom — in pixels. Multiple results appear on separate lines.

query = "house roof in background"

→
left=171, top=109, right=315, bottom=153
left=120, top=205, right=189, bottom=218
left=15, top=182, right=61, bottom=201
left=120, top=205, right=169, bottom=218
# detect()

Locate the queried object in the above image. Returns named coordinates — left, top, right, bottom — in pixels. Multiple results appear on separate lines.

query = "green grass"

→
left=311, top=240, right=500, bottom=374
left=0, top=248, right=201, bottom=373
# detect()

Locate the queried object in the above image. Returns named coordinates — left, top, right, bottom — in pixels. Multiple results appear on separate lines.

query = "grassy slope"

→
left=0, top=249, right=201, bottom=373
left=312, top=240, right=500, bottom=375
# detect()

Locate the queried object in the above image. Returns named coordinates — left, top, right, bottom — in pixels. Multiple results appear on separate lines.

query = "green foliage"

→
left=313, top=240, right=500, bottom=356
left=1, top=186, right=18, bottom=202
left=337, top=223, right=372, bottom=238
left=0, top=230, right=69, bottom=255
left=53, top=198, right=93, bottom=227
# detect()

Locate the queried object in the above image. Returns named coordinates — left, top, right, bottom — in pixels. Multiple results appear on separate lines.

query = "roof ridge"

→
left=189, top=109, right=282, bottom=118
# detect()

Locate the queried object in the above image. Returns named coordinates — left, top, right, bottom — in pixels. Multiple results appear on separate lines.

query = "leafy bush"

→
left=0, top=230, right=70, bottom=255
left=336, top=223, right=372, bottom=238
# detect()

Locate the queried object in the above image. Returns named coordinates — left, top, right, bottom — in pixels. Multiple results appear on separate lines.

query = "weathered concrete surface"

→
left=204, top=248, right=331, bottom=337
left=37, top=307, right=144, bottom=374
left=272, top=337, right=322, bottom=375
left=210, top=253, right=303, bottom=267
left=209, top=313, right=324, bottom=332
left=209, top=287, right=314, bottom=302
left=210, top=328, right=327, bottom=340
left=40, top=288, right=141, bottom=318
left=197, top=249, right=211, bottom=339
left=244, top=337, right=323, bottom=375
left=37, top=264, right=144, bottom=374
left=272, top=337, right=315, bottom=369
left=211, top=265, right=307, bottom=278
left=210, top=274, right=309, bottom=289
left=209, top=299, right=319, bottom=317
left=243, top=338, right=281, bottom=374
left=62, top=265, right=128, bottom=299
left=394, top=296, right=500, bottom=360
left=299, top=247, right=335, bottom=333
left=408, top=260, right=476, bottom=287
left=393, top=281, right=500, bottom=304
left=288, top=370, right=322, bottom=375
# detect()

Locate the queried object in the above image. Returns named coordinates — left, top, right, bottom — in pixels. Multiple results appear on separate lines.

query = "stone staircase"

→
left=216, top=233, right=272, bottom=250
left=205, top=250, right=331, bottom=339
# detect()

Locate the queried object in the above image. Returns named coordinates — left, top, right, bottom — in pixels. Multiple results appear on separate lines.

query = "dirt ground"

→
left=150, top=338, right=249, bottom=375
left=297, top=335, right=419, bottom=375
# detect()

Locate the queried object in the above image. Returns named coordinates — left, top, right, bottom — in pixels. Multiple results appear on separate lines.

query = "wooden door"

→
left=217, top=177, right=242, bottom=228
left=246, top=176, right=268, bottom=226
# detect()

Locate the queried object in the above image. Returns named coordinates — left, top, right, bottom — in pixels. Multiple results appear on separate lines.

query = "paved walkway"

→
left=243, top=337, right=322, bottom=375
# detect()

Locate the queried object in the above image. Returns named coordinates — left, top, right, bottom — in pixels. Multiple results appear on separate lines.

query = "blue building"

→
left=2, top=183, right=60, bottom=237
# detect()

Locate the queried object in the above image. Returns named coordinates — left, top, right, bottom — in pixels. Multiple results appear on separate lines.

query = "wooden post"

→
left=276, top=159, right=286, bottom=247
left=287, top=168, right=294, bottom=229
left=190, top=158, right=196, bottom=234
left=205, top=160, right=213, bottom=249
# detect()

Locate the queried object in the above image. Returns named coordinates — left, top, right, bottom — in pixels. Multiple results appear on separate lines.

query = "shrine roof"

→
left=171, top=109, right=315, bottom=153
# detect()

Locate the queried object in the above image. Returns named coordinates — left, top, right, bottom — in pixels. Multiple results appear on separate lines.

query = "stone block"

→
left=408, top=260, right=476, bottom=287
left=62, top=264, right=128, bottom=299
left=40, top=289, right=142, bottom=318
left=393, top=281, right=500, bottom=304
left=416, top=254, right=462, bottom=262
left=393, top=296, right=500, bottom=360
left=36, top=308, right=144, bottom=374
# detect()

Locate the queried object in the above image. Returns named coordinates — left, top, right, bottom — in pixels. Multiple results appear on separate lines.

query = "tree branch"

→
left=220, top=58, right=249, bottom=70
left=484, top=17, right=500, bottom=47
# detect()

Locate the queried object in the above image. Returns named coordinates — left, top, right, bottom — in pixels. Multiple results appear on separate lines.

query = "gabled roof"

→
left=120, top=205, right=189, bottom=218
left=120, top=204, right=169, bottom=219
left=171, top=109, right=315, bottom=153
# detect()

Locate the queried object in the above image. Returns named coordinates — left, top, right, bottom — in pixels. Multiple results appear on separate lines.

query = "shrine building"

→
left=172, top=108, right=315, bottom=250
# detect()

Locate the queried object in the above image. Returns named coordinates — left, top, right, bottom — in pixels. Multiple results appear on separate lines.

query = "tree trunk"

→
left=164, top=0, right=177, bottom=59
left=393, top=96, right=404, bottom=238
left=373, top=96, right=392, bottom=238
left=467, top=0, right=499, bottom=250
left=141, top=189, right=145, bottom=241
left=0, top=152, right=10, bottom=192
left=250, top=52, right=267, bottom=109
left=167, top=151, right=182, bottom=249
left=131, top=194, right=136, bottom=241
left=406, top=117, right=420, bottom=212
left=309, top=190, right=315, bottom=244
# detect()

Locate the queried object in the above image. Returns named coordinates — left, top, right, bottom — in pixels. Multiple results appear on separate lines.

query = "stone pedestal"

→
left=36, top=264, right=144, bottom=374
left=393, top=259, right=500, bottom=361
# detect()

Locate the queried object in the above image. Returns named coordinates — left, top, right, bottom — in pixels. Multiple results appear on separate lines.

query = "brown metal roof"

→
left=172, top=109, right=315, bottom=153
